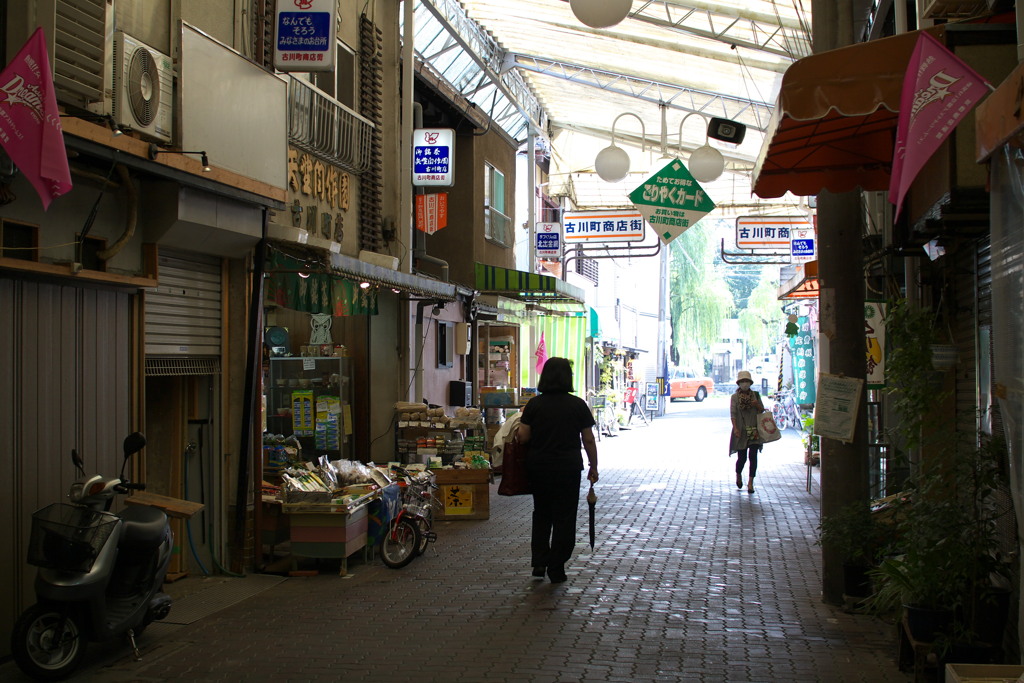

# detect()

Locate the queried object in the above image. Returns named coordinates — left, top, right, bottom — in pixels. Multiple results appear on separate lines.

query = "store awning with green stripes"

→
left=475, top=263, right=586, bottom=304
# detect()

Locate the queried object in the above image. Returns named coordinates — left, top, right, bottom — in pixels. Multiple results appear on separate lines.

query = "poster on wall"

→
left=814, top=373, right=864, bottom=443
left=788, top=316, right=816, bottom=404
left=865, top=301, right=886, bottom=389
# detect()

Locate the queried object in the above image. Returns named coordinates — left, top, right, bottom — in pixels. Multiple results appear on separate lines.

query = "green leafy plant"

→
left=882, top=298, right=950, bottom=450
left=817, top=501, right=884, bottom=568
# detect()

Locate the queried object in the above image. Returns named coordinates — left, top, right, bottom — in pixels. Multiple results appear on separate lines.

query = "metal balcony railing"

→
left=287, top=76, right=374, bottom=174
left=484, top=207, right=513, bottom=248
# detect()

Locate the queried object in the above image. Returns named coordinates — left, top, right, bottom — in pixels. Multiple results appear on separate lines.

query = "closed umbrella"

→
left=586, top=482, right=597, bottom=549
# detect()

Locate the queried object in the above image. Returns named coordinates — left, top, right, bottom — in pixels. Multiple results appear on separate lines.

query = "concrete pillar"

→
left=811, top=0, right=870, bottom=605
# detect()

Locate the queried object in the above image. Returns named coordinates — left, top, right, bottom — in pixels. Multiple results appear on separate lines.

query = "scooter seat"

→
left=117, top=505, right=168, bottom=549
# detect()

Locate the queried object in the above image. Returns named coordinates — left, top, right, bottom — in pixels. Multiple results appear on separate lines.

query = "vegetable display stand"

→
left=283, top=497, right=374, bottom=575
left=434, top=469, right=490, bottom=520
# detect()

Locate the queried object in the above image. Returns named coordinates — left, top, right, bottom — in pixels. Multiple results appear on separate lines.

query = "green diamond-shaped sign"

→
left=628, top=159, right=716, bottom=244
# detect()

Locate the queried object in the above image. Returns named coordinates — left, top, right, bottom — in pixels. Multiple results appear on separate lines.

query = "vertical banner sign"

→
left=415, top=192, right=448, bottom=234
left=535, top=222, right=561, bottom=258
left=274, top=0, right=336, bottom=72
left=413, top=128, right=454, bottom=187
left=788, top=315, right=817, bottom=404
left=865, top=301, right=886, bottom=389
left=629, top=159, right=715, bottom=244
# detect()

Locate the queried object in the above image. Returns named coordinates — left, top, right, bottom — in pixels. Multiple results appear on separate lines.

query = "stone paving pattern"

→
left=3, top=399, right=910, bottom=682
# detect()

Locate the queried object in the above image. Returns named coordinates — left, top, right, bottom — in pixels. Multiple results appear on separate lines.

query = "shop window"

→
left=484, top=162, right=512, bottom=247
left=312, top=40, right=358, bottom=110
left=437, top=321, right=454, bottom=369
left=1, top=220, right=38, bottom=261
left=75, top=234, right=107, bottom=272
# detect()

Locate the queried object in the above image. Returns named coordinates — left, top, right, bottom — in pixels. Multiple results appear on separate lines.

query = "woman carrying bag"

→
left=729, top=370, right=764, bottom=493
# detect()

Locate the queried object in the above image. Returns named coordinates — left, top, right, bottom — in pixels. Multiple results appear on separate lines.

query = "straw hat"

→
left=735, top=370, right=753, bottom=384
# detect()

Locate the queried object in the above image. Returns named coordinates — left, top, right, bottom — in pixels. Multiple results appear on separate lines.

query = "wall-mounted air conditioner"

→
left=112, top=30, right=173, bottom=143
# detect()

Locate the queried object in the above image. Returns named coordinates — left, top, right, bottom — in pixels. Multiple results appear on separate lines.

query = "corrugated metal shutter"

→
left=145, top=249, right=222, bottom=356
left=0, top=276, right=134, bottom=653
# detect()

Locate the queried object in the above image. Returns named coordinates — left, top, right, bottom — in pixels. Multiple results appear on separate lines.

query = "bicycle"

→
left=379, top=466, right=440, bottom=569
left=588, top=392, right=619, bottom=439
left=770, top=389, right=805, bottom=431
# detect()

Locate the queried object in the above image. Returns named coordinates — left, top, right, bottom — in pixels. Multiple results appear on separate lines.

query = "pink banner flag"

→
left=888, top=32, right=989, bottom=219
left=0, top=27, right=73, bottom=210
left=535, top=331, right=548, bottom=376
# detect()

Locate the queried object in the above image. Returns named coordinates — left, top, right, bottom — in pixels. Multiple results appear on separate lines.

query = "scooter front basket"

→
left=27, top=503, right=117, bottom=572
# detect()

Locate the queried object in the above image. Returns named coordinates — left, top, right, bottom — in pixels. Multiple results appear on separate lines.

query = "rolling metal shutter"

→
left=145, top=249, right=222, bottom=357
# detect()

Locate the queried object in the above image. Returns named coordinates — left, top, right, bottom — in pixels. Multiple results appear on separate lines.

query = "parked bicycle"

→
left=588, top=392, right=619, bottom=439
left=379, top=466, right=440, bottom=569
left=770, top=388, right=806, bottom=431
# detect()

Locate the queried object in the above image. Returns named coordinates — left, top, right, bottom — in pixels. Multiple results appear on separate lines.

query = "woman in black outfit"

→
left=517, top=357, right=599, bottom=583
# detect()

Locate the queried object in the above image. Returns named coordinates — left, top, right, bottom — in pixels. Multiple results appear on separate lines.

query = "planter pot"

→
left=904, top=604, right=955, bottom=642
left=842, top=562, right=873, bottom=598
left=967, top=587, right=1010, bottom=644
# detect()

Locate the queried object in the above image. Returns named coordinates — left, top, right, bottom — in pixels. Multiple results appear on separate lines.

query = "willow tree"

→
left=669, top=222, right=734, bottom=371
left=738, top=275, right=787, bottom=357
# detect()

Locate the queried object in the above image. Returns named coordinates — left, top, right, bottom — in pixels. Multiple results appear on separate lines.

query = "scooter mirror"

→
left=123, top=432, right=147, bottom=459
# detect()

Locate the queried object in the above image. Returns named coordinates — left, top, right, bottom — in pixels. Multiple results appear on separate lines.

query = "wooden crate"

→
left=434, top=468, right=490, bottom=520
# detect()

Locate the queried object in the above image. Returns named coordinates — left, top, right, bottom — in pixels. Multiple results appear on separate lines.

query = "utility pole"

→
left=811, top=0, right=870, bottom=605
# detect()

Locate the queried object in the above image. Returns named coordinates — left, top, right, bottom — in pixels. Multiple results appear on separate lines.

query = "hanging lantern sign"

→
left=274, top=0, right=336, bottom=72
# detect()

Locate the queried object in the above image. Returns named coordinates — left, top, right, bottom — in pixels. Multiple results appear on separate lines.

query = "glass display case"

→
left=266, top=356, right=353, bottom=460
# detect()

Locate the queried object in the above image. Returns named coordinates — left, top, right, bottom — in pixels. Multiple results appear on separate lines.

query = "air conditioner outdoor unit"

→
left=112, top=31, right=173, bottom=143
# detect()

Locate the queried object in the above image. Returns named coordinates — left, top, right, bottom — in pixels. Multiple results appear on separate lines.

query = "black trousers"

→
left=735, top=445, right=761, bottom=478
left=529, top=469, right=581, bottom=569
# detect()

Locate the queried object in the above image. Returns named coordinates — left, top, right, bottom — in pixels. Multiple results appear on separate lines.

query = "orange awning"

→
left=752, top=27, right=946, bottom=199
left=778, top=261, right=819, bottom=300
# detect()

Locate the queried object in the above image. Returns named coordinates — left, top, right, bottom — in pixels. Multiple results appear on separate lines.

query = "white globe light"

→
left=687, top=144, right=725, bottom=183
left=570, top=0, right=632, bottom=29
left=595, top=145, right=631, bottom=182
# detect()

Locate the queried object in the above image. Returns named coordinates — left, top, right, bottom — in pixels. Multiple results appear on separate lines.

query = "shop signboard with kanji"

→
left=628, top=159, right=715, bottom=244
left=536, top=222, right=561, bottom=257
left=788, top=315, right=816, bottom=404
left=865, top=301, right=886, bottom=389
left=415, top=193, right=448, bottom=234
left=562, top=210, right=645, bottom=244
left=736, top=216, right=812, bottom=250
left=791, top=228, right=816, bottom=263
left=274, top=0, right=336, bottom=71
left=413, top=128, right=454, bottom=187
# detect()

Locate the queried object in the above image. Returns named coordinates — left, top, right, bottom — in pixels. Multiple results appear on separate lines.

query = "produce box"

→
left=945, top=664, right=1024, bottom=682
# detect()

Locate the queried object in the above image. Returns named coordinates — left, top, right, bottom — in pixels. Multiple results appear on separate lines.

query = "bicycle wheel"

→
left=380, top=518, right=421, bottom=568
left=772, top=405, right=790, bottom=431
left=415, top=509, right=433, bottom=556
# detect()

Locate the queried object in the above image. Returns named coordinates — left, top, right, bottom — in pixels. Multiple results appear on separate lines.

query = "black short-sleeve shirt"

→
left=519, top=391, right=595, bottom=473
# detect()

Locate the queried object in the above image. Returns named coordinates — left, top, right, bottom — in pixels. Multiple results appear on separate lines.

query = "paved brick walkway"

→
left=3, top=398, right=909, bottom=682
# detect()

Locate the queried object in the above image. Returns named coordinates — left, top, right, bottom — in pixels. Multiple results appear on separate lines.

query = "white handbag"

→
left=756, top=410, right=782, bottom=443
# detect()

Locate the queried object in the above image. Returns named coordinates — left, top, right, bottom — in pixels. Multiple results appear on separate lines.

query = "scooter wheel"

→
left=11, top=604, right=87, bottom=681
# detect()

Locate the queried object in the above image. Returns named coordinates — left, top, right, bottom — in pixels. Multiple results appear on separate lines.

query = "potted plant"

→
left=865, top=438, right=1012, bottom=644
left=817, top=501, right=884, bottom=598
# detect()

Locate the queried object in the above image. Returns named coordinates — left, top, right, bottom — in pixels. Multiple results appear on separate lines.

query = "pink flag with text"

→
left=888, top=32, right=989, bottom=219
left=535, top=331, right=548, bottom=376
left=0, top=27, right=72, bottom=210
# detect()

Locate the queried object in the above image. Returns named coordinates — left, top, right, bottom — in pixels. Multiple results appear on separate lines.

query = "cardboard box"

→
left=945, top=663, right=1024, bottom=682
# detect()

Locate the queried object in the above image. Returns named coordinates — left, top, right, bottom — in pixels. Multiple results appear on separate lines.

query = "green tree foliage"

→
left=669, top=223, right=733, bottom=370
left=738, top=276, right=786, bottom=356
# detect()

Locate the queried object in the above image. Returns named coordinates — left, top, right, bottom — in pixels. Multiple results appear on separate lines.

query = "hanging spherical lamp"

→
left=687, top=144, right=725, bottom=183
left=569, top=0, right=632, bottom=29
left=595, top=144, right=631, bottom=182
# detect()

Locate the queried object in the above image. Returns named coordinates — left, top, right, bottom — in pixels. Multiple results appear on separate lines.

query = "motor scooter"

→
left=11, top=432, right=174, bottom=681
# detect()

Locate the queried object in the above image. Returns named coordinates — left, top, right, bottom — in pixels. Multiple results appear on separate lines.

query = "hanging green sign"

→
left=628, top=158, right=716, bottom=244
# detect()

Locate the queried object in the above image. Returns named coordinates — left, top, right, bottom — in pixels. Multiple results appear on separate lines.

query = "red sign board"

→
left=415, top=193, right=448, bottom=234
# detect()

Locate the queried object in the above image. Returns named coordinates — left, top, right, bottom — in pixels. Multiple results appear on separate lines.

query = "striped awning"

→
left=475, top=263, right=586, bottom=304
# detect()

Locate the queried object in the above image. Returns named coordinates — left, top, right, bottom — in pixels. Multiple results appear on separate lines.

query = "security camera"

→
left=707, top=117, right=746, bottom=144
left=431, top=304, right=443, bottom=316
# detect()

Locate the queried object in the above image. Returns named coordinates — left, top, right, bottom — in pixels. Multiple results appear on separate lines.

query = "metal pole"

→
left=528, top=126, right=537, bottom=273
